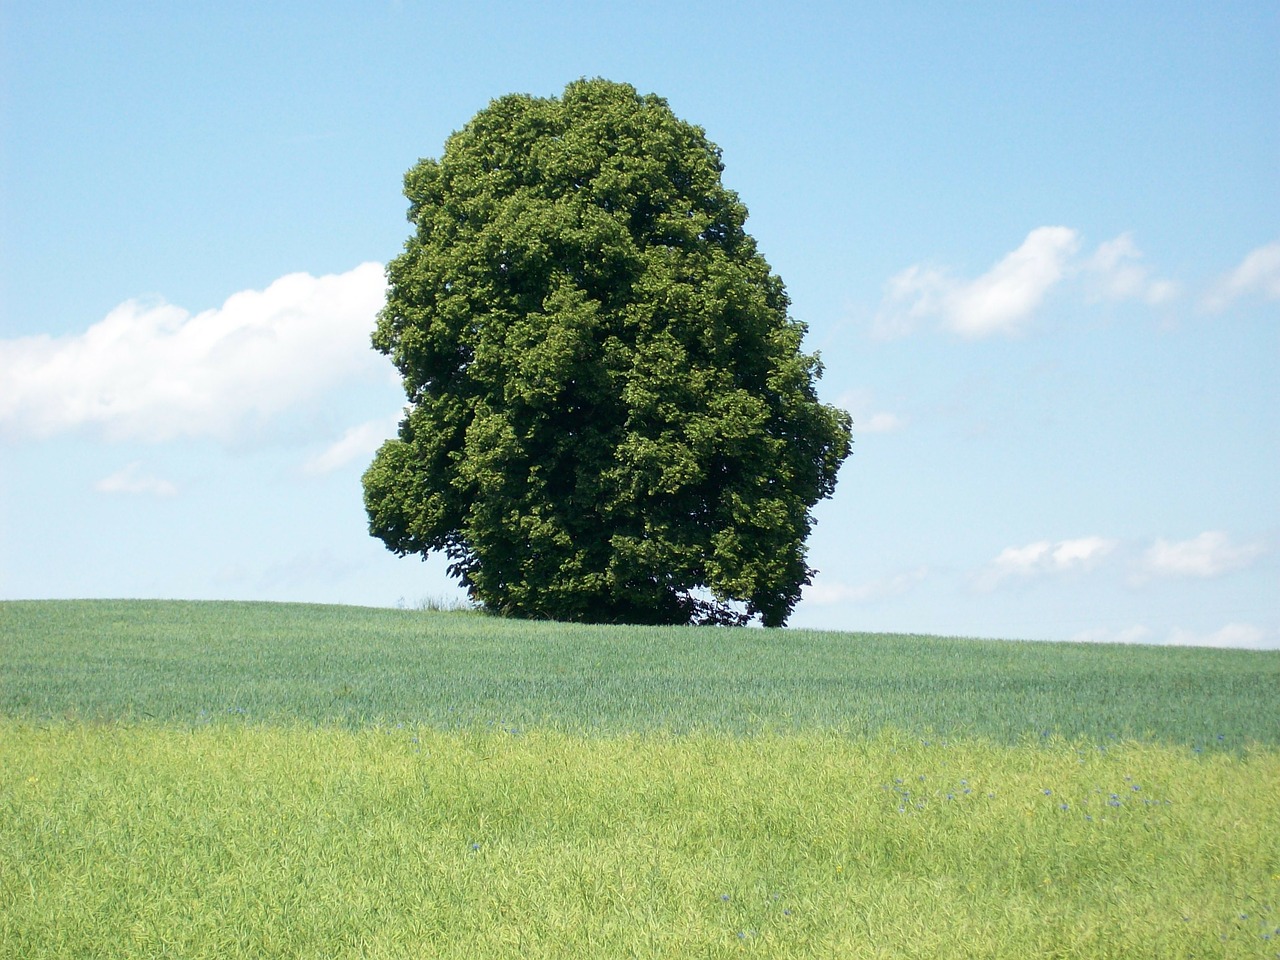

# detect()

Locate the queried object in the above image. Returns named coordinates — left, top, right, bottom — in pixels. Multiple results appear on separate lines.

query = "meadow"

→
left=2, top=600, right=1278, bottom=958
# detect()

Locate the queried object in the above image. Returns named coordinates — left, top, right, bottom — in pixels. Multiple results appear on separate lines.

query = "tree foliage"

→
left=363, top=79, right=852, bottom=627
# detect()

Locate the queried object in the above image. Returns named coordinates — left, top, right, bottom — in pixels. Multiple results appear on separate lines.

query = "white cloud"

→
left=977, top=535, right=1118, bottom=589
left=875, top=227, right=1080, bottom=339
left=1070, top=622, right=1276, bottom=649
left=1049, top=536, right=1118, bottom=569
left=1083, top=233, right=1179, bottom=304
left=0, top=262, right=387, bottom=443
left=1141, top=531, right=1268, bottom=579
left=987, top=540, right=1054, bottom=578
left=1167, top=623, right=1270, bottom=649
left=304, top=416, right=399, bottom=475
left=805, top=567, right=928, bottom=605
left=874, top=228, right=1187, bottom=339
left=836, top=390, right=907, bottom=435
left=873, top=264, right=952, bottom=339
left=859, top=411, right=906, bottom=434
left=1204, top=241, right=1280, bottom=311
left=95, top=462, right=178, bottom=497
left=946, top=227, right=1081, bottom=337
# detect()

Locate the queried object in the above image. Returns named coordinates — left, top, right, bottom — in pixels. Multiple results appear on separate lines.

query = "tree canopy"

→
left=363, top=79, right=852, bottom=627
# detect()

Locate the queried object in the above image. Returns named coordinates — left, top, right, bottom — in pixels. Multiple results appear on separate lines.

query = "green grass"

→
left=2, top=600, right=1278, bottom=958
left=2, top=599, right=1277, bottom=745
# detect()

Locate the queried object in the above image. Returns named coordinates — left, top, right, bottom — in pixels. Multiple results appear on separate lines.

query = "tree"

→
left=363, top=79, right=852, bottom=627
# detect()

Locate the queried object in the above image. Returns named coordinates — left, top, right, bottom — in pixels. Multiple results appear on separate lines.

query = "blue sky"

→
left=2, top=1, right=1276, bottom=647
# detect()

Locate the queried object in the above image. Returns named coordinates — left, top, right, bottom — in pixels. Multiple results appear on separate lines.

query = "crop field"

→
left=2, top=600, right=1278, bottom=958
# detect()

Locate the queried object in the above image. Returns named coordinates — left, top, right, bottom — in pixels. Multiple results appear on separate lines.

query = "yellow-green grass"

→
left=4, top=721, right=1278, bottom=958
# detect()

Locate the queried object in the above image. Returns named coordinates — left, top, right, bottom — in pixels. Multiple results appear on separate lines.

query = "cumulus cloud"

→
left=303, top=416, right=399, bottom=476
left=836, top=390, right=907, bottom=436
left=1167, top=623, right=1270, bottom=649
left=1070, top=622, right=1275, bottom=649
left=804, top=567, right=929, bottom=605
left=875, top=227, right=1080, bottom=339
left=874, top=228, right=1186, bottom=339
left=95, top=462, right=178, bottom=497
left=976, top=535, right=1117, bottom=589
left=1204, top=241, right=1280, bottom=311
left=1141, top=531, right=1268, bottom=579
left=946, top=227, right=1081, bottom=337
left=1083, top=233, right=1179, bottom=304
left=0, top=262, right=387, bottom=443
left=859, top=411, right=907, bottom=434
left=873, top=264, right=952, bottom=339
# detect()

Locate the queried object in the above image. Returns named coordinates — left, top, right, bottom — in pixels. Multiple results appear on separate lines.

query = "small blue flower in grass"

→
left=721, top=894, right=730, bottom=902
left=1043, top=789, right=1052, bottom=796
left=470, top=842, right=481, bottom=852
left=1060, top=803, right=1069, bottom=811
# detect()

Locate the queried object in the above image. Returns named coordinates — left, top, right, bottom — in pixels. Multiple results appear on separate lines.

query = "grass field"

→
left=3, top=599, right=1277, bottom=745
left=2, top=600, right=1278, bottom=958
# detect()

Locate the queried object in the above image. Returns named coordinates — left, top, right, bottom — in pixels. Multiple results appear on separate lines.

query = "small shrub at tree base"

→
left=363, top=78, right=852, bottom=626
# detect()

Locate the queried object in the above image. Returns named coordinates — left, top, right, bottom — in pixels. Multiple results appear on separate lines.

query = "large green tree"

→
left=363, top=79, right=852, bottom=627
